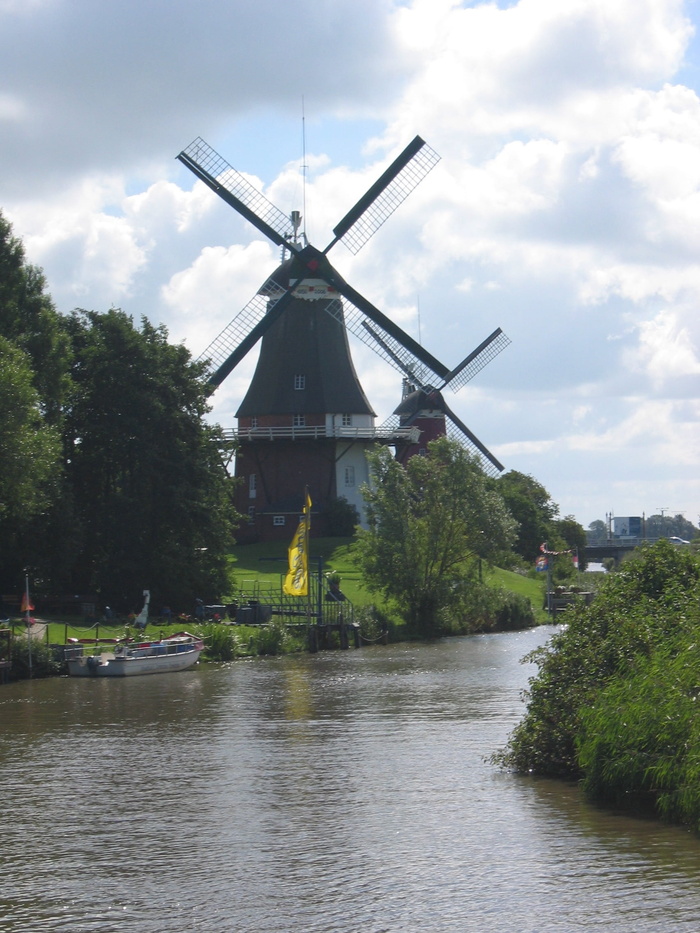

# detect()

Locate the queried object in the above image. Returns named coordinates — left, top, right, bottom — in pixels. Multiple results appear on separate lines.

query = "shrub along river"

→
left=2, top=625, right=700, bottom=932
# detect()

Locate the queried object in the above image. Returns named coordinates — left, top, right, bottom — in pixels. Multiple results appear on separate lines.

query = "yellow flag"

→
left=283, top=491, right=312, bottom=596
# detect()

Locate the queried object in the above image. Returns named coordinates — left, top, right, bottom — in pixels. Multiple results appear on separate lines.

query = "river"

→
left=2, top=626, right=700, bottom=932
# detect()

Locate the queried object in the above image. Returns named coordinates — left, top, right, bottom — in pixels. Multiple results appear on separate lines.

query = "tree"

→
left=587, top=519, right=607, bottom=544
left=353, top=437, right=516, bottom=637
left=645, top=513, right=698, bottom=542
left=324, top=496, right=359, bottom=536
left=495, top=470, right=559, bottom=563
left=553, top=515, right=588, bottom=573
left=0, top=211, right=70, bottom=422
left=0, top=212, right=68, bottom=592
left=0, top=337, right=61, bottom=527
left=58, top=308, right=240, bottom=608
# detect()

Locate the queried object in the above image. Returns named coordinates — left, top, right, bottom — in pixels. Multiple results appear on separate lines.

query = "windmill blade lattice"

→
left=329, top=136, right=440, bottom=256
left=380, top=412, right=502, bottom=477
left=443, top=401, right=504, bottom=474
left=179, top=136, right=447, bottom=386
left=197, top=277, right=288, bottom=385
left=445, top=328, right=511, bottom=392
left=444, top=420, right=503, bottom=477
left=178, top=138, right=294, bottom=250
left=335, top=304, right=437, bottom=385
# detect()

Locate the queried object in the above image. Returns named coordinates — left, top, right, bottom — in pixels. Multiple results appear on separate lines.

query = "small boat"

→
left=65, top=631, right=205, bottom=677
left=65, top=588, right=203, bottom=677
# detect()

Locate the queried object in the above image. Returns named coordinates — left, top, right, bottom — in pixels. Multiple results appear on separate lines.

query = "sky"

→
left=2, top=0, right=700, bottom=531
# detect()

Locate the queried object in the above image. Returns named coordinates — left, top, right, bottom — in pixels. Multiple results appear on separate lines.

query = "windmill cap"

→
left=394, top=386, right=444, bottom=416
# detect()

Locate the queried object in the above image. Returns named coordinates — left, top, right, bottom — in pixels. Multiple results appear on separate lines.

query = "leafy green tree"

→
left=59, top=308, right=239, bottom=608
left=496, top=470, right=559, bottom=563
left=551, top=515, right=587, bottom=574
left=0, top=213, right=71, bottom=593
left=645, top=513, right=698, bottom=542
left=0, top=337, right=61, bottom=528
left=587, top=519, right=607, bottom=544
left=0, top=211, right=70, bottom=421
left=353, top=437, right=516, bottom=637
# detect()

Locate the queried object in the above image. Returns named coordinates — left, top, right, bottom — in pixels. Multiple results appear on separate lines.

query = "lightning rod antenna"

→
left=302, top=97, right=307, bottom=243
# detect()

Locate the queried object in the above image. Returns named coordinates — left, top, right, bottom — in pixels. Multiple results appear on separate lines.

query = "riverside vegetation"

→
left=496, top=539, right=700, bottom=830
left=4, top=540, right=544, bottom=680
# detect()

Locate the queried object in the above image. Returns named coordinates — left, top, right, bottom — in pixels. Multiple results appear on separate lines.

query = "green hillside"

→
left=230, top=537, right=549, bottom=624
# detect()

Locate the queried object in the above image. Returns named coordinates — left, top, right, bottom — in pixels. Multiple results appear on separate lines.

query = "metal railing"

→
left=223, top=425, right=419, bottom=442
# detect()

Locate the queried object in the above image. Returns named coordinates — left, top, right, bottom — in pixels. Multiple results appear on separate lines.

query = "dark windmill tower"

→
left=232, top=251, right=380, bottom=541
left=177, top=136, right=509, bottom=542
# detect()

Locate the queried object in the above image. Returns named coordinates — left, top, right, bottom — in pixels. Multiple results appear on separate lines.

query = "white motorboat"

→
left=65, top=631, right=204, bottom=677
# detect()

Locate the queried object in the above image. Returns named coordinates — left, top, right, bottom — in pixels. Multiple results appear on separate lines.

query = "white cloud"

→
left=626, top=308, right=700, bottom=386
left=1, top=0, right=699, bottom=530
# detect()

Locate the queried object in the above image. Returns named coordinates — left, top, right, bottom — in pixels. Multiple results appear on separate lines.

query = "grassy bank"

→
left=2, top=540, right=551, bottom=679
left=496, top=540, right=700, bottom=830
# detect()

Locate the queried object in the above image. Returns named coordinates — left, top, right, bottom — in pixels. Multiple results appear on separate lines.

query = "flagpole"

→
left=24, top=569, right=32, bottom=678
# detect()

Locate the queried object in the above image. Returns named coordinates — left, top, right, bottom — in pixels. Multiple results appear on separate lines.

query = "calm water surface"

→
left=2, top=626, right=700, bottom=932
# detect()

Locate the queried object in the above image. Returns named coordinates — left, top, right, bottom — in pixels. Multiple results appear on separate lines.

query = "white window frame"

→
left=294, top=374, right=306, bottom=390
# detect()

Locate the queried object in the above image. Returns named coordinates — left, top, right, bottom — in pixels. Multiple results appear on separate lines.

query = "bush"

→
left=440, top=583, right=535, bottom=635
left=248, top=620, right=305, bottom=656
left=494, top=592, right=536, bottom=631
left=495, top=541, right=700, bottom=805
left=324, top=497, right=359, bottom=537
left=11, top=635, right=62, bottom=679
left=198, top=623, right=243, bottom=661
left=577, top=642, right=700, bottom=821
left=354, top=605, right=391, bottom=643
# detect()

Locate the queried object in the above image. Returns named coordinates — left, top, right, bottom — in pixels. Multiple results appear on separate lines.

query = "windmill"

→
left=177, top=135, right=509, bottom=541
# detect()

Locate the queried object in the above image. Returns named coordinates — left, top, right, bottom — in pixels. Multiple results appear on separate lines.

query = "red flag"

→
left=21, top=593, right=34, bottom=613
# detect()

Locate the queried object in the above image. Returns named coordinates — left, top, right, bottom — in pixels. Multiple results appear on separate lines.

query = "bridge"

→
left=585, top=537, right=674, bottom=563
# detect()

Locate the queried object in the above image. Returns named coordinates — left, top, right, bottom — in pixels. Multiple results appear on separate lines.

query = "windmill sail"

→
left=178, top=138, right=293, bottom=249
left=178, top=131, right=508, bottom=518
left=328, top=136, right=440, bottom=255
left=445, top=328, right=511, bottom=392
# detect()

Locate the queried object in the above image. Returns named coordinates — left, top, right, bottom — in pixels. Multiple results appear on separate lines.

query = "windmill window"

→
left=249, top=474, right=257, bottom=498
left=247, top=506, right=256, bottom=524
left=344, top=465, right=355, bottom=487
left=251, top=416, right=258, bottom=428
left=273, top=515, right=285, bottom=527
left=341, top=414, right=352, bottom=427
left=294, top=374, right=306, bottom=390
left=293, top=414, right=305, bottom=427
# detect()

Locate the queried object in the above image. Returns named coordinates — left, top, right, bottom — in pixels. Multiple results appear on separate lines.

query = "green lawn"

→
left=484, top=565, right=548, bottom=623
left=5, top=539, right=550, bottom=643
left=230, top=537, right=549, bottom=622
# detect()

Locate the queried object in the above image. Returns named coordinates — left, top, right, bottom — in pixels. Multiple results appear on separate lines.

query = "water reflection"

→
left=2, top=628, right=700, bottom=931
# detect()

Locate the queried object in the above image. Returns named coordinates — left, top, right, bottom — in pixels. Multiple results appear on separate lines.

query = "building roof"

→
left=236, top=259, right=375, bottom=418
left=394, top=386, right=446, bottom=418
